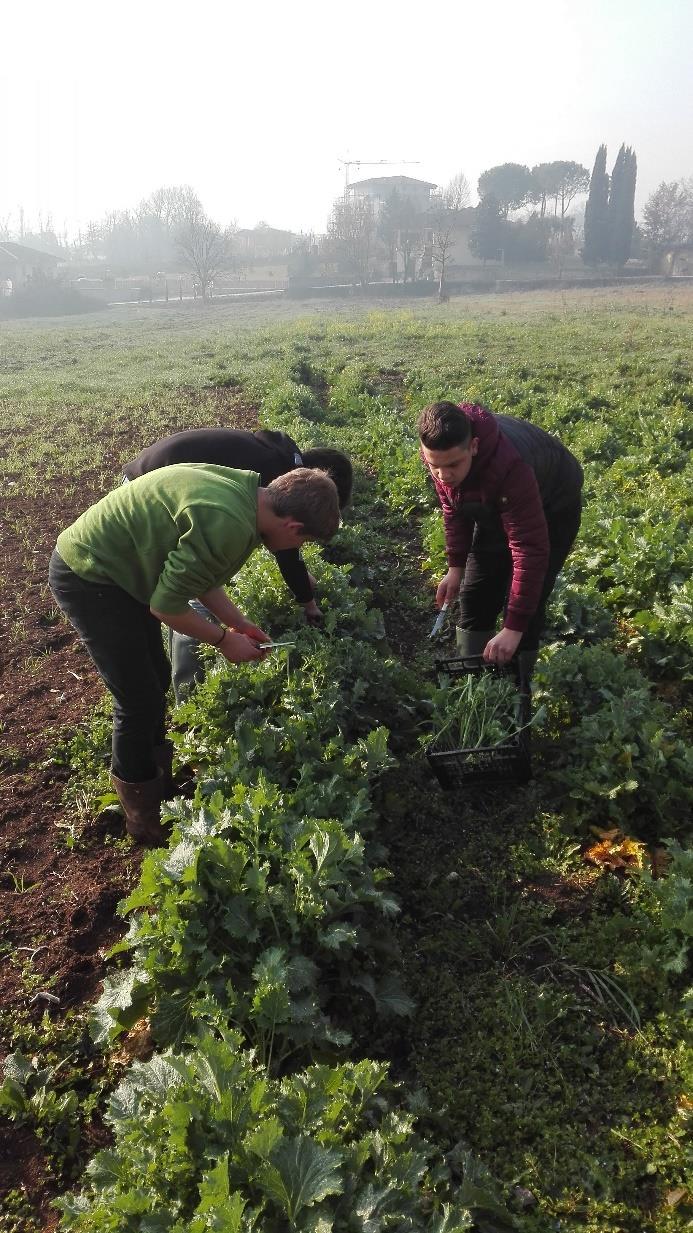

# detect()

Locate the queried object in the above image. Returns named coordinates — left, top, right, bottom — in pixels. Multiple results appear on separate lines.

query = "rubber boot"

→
left=110, top=769, right=166, bottom=847
left=455, top=628, right=494, bottom=659
left=153, top=740, right=175, bottom=797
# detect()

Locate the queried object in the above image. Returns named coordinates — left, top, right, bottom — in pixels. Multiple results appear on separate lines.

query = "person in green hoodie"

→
left=49, top=463, right=340, bottom=846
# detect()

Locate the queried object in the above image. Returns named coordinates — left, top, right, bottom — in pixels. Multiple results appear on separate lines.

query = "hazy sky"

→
left=2, top=0, right=691, bottom=238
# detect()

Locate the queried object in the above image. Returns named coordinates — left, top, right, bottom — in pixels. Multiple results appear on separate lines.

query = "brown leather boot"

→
left=110, top=769, right=166, bottom=847
left=153, top=741, right=175, bottom=797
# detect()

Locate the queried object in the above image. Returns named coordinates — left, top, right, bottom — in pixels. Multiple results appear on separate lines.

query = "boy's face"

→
left=262, top=518, right=309, bottom=551
left=421, top=439, right=478, bottom=488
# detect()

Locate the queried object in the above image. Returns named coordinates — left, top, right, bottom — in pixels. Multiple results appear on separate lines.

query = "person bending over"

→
left=124, top=427, right=352, bottom=699
left=49, top=465, right=340, bottom=845
left=418, top=401, right=583, bottom=676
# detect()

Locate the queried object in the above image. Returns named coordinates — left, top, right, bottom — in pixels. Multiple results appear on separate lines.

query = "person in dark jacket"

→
left=418, top=401, right=583, bottom=672
left=124, top=428, right=353, bottom=699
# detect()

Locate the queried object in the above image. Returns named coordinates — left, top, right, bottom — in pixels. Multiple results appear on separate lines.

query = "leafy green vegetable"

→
left=421, top=672, right=531, bottom=753
left=55, top=1030, right=494, bottom=1232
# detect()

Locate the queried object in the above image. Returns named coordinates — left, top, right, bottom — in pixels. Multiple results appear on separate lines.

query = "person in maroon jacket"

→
left=418, top=401, right=583, bottom=673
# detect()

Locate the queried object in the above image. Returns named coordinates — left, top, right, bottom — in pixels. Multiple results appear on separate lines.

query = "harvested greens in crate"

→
left=423, top=657, right=533, bottom=788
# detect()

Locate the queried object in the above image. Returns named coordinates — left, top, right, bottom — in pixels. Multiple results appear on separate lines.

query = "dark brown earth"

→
left=0, top=395, right=260, bottom=1229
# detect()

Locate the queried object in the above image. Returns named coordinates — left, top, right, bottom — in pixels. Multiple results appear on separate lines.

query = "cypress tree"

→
left=608, top=144, right=638, bottom=267
left=583, top=145, right=610, bottom=265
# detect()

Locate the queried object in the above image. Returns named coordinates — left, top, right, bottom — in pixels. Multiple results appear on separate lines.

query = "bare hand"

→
left=435, top=568, right=463, bottom=609
left=483, top=627, right=523, bottom=665
left=220, top=631, right=268, bottom=663
left=303, top=599, right=323, bottom=627
left=236, top=618, right=271, bottom=645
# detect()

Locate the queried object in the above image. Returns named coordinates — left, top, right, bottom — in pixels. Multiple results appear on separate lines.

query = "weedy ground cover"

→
left=1, top=284, right=692, bottom=1231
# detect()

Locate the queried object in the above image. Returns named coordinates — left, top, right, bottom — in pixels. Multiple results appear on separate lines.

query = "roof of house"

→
left=0, top=241, right=59, bottom=264
left=235, top=226, right=297, bottom=240
left=349, top=175, right=438, bottom=191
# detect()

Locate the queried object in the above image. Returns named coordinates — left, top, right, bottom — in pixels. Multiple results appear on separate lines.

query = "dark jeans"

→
left=168, top=597, right=219, bottom=703
left=48, top=551, right=171, bottom=782
left=457, top=500, right=582, bottom=653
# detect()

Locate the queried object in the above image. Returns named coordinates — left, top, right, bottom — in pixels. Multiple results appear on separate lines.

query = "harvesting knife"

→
left=429, top=603, right=450, bottom=639
left=256, top=641, right=296, bottom=650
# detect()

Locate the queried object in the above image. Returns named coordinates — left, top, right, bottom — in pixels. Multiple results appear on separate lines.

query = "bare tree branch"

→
left=176, top=209, right=232, bottom=299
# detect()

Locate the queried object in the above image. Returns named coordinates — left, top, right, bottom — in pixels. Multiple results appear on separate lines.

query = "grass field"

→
left=0, top=283, right=691, bottom=1232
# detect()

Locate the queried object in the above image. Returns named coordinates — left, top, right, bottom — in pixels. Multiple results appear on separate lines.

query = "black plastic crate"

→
left=426, top=656, right=532, bottom=789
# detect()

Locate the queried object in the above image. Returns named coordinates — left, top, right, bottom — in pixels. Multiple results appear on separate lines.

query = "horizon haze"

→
left=2, top=0, right=692, bottom=240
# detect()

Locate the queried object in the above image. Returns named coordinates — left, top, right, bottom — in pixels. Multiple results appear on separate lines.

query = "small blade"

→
left=429, top=603, right=450, bottom=639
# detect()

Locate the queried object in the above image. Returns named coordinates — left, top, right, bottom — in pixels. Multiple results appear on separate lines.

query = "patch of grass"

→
left=0, top=1189, right=43, bottom=1233
left=386, top=788, right=691, bottom=1232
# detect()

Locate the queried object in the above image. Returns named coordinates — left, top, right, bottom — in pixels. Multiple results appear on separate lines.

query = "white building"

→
left=346, top=174, right=437, bottom=217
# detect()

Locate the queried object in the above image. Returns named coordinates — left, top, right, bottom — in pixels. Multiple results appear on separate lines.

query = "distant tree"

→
left=428, top=201, right=456, bottom=299
left=142, top=185, right=202, bottom=230
left=607, top=144, right=637, bottom=267
left=135, top=211, right=168, bottom=275
left=137, top=185, right=203, bottom=274
left=582, top=145, right=610, bottom=265
left=477, top=163, right=533, bottom=217
left=428, top=172, right=471, bottom=300
left=288, top=235, right=320, bottom=279
left=555, top=162, right=591, bottom=220
left=96, top=210, right=141, bottom=274
left=629, top=221, right=646, bottom=261
left=378, top=189, right=405, bottom=282
left=530, top=161, right=589, bottom=220
left=79, top=187, right=227, bottom=281
left=176, top=206, right=232, bottom=299
left=504, top=214, right=554, bottom=263
left=469, top=196, right=506, bottom=262
left=327, top=194, right=376, bottom=285
left=529, top=164, right=554, bottom=218
left=395, top=195, right=422, bottom=283
left=642, top=180, right=693, bottom=250
left=442, top=170, right=471, bottom=211
left=373, top=190, right=423, bottom=283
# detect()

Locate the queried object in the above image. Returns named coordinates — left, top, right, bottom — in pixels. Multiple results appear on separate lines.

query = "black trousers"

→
left=457, top=500, right=582, bottom=653
left=48, top=551, right=171, bottom=782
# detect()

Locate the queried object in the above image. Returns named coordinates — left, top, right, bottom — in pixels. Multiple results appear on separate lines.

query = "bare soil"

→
left=0, top=395, right=259, bottom=1228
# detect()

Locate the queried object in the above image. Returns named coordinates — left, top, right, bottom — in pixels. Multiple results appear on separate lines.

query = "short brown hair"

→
left=418, top=402, right=473, bottom=450
left=266, top=468, right=340, bottom=540
left=301, top=447, right=353, bottom=508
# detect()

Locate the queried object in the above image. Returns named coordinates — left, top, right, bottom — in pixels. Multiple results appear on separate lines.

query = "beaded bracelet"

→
left=212, top=626, right=227, bottom=647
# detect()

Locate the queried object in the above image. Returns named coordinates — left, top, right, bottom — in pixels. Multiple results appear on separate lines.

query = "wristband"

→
left=212, top=626, right=227, bottom=647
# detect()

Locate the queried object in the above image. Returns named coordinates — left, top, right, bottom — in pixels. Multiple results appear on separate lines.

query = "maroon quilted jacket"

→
left=424, top=405, right=583, bottom=632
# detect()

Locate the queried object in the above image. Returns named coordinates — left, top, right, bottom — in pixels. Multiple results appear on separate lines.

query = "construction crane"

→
left=338, top=158, right=421, bottom=190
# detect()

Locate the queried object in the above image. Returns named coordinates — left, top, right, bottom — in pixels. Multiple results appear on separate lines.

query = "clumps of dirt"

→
left=0, top=393, right=261, bottom=1226
left=522, top=872, right=595, bottom=918
left=164, top=385, right=260, bottom=428
left=0, top=1125, right=60, bottom=1232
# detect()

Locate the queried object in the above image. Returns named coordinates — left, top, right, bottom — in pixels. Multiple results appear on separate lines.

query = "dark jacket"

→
left=425, top=405, right=583, bottom=632
left=123, top=429, right=312, bottom=603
